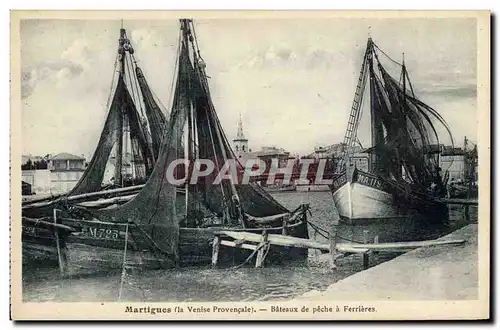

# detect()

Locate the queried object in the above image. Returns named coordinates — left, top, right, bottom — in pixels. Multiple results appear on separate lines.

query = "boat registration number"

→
left=22, top=226, right=38, bottom=235
left=82, top=226, right=120, bottom=240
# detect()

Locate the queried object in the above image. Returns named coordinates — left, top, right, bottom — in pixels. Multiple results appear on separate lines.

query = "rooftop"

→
left=49, top=152, right=86, bottom=161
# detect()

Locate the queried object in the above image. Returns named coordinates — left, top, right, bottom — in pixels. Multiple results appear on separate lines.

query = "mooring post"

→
left=211, top=235, right=221, bottom=267
left=363, top=229, right=369, bottom=244
left=329, top=225, right=338, bottom=270
left=255, top=230, right=269, bottom=268
left=53, top=208, right=65, bottom=276
left=312, top=227, right=320, bottom=263
left=463, top=205, right=471, bottom=222
left=281, top=215, right=288, bottom=236
left=362, top=251, right=370, bottom=270
left=118, top=222, right=130, bottom=301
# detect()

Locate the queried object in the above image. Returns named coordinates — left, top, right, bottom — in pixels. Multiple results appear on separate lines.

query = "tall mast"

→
left=402, top=53, right=406, bottom=97
left=368, top=39, right=384, bottom=175
left=338, top=38, right=371, bottom=172
left=184, top=19, right=245, bottom=227
left=179, top=20, right=192, bottom=221
left=114, top=27, right=126, bottom=187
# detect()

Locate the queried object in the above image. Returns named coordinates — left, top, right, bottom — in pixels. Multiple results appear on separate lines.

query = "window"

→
left=242, top=145, right=246, bottom=152
left=236, top=145, right=239, bottom=151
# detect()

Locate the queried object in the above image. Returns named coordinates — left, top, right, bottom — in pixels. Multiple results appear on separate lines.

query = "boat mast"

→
left=115, top=26, right=126, bottom=187
left=185, top=19, right=245, bottom=227
left=338, top=38, right=371, bottom=172
left=180, top=20, right=193, bottom=221
left=368, top=39, right=384, bottom=175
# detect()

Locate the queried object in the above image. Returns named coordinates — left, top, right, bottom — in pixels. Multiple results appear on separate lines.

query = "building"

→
left=232, top=118, right=294, bottom=186
left=22, top=153, right=87, bottom=194
left=244, top=146, right=291, bottom=169
left=48, top=153, right=86, bottom=192
left=233, top=115, right=249, bottom=158
left=306, top=143, right=363, bottom=161
left=349, top=152, right=370, bottom=172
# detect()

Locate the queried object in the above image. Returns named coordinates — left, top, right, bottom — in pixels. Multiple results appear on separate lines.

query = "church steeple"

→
left=233, top=114, right=248, bottom=156
left=236, top=114, right=247, bottom=141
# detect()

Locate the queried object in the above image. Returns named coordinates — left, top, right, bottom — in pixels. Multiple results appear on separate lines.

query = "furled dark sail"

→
left=180, top=23, right=289, bottom=223
left=69, top=19, right=297, bottom=240
left=80, top=40, right=194, bottom=259
left=69, top=76, right=142, bottom=195
left=68, top=29, right=167, bottom=195
left=136, top=66, right=168, bottom=160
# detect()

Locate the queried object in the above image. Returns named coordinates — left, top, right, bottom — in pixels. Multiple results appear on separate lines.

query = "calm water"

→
left=22, top=191, right=476, bottom=302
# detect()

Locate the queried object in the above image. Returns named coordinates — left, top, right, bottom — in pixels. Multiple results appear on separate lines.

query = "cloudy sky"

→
left=20, top=17, right=477, bottom=159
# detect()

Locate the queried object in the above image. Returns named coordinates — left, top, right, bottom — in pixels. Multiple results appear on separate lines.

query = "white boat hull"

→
left=332, top=182, right=407, bottom=224
left=330, top=168, right=449, bottom=225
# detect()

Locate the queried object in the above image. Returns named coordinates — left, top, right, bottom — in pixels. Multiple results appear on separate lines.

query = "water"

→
left=22, top=191, right=477, bottom=302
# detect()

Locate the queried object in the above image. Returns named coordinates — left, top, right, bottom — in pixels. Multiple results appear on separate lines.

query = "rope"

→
left=306, top=219, right=364, bottom=244
left=105, top=53, right=119, bottom=108
left=373, top=42, right=403, bottom=67
left=230, top=241, right=266, bottom=270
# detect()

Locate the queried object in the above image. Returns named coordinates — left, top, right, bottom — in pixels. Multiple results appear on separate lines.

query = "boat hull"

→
left=332, top=181, right=408, bottom=224
left=330, top=169, right=448, bottom=225
left=22, top=217, right=73, bottom=266
left=22, top=214, right=309, bottom=277
left=60, top=218, right=175, bottom=277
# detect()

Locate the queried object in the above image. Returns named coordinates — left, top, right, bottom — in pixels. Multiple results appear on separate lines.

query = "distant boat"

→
left=296, top=185, right=330, bottom=192
left=263, top=184, right=297, bottom=193
left=330, top=38, right=453, bottom=225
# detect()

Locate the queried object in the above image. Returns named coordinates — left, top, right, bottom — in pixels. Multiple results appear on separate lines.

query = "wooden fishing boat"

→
left=22, top=19, right=309, bottom=276
left=330, top=38, right=453, bottom=225
left=21, top=25, right=169, bottom=264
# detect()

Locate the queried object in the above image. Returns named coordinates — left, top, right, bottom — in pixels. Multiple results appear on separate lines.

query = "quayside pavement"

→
left=300, top=223, right=478, bottom=300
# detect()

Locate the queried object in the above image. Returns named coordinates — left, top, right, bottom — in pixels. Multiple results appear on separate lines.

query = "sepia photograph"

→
left=10, top=10, right=490, bottom=320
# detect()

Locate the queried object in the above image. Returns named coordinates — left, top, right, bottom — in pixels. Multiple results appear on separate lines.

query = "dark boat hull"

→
left=22, top=215, right=309, bottom=277
left=22, top=217, right=73, bottom=266
left=330, top=169, right=449, bottom=225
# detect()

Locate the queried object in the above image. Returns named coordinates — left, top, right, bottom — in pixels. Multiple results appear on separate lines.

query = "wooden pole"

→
left=281, top=215, right=288, bottom=236
left=53, top=209, right=65, bottom=276
left=255, top=231, right=269, bottom=268
left=463, top=205, right=470, bottom=222
left=118, top=223, right=130, bottom=301
left=362, top=252, right=370, bottom=270
left=329, top=225, right=338, bottom=269
left=211, top=235, right=221, bottom=267
left=363, top=229, right=369, bottom=244
left=312, top=227, right=319, bottom=263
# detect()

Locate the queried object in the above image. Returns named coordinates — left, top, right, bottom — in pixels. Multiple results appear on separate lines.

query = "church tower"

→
left=233, top=115, right=248, bottom=157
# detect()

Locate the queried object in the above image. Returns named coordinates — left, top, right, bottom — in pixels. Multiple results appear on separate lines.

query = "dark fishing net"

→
left=362, top=46, right=454, bottom=190
left=187, top=56, right=289, bottom=222
left=69, top=77, right=135, bottom=196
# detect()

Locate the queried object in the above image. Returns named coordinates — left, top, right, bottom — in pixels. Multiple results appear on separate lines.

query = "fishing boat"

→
left=21, top=25, right=171, bottom=264
left=22, top=19, right=309, bottom=275
left=330, top=37, right=453, bottom=225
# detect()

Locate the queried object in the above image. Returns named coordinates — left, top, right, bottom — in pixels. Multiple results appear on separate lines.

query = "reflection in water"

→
left=22, top=192, right=476, bottom=302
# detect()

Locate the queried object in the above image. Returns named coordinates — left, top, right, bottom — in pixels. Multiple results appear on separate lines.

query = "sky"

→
left=20, top=17, right=477, bottom=159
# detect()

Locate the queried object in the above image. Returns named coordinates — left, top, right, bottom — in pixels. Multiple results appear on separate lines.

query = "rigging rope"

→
left=373, top=42, right=403, bottom=67
left=105, top=53, right=120, bottom=109
left=306, top=218, right=364, bottom=244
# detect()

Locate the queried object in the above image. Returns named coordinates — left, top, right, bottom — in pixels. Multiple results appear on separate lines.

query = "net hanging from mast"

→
left=343, top=39, right=454, bottom=190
